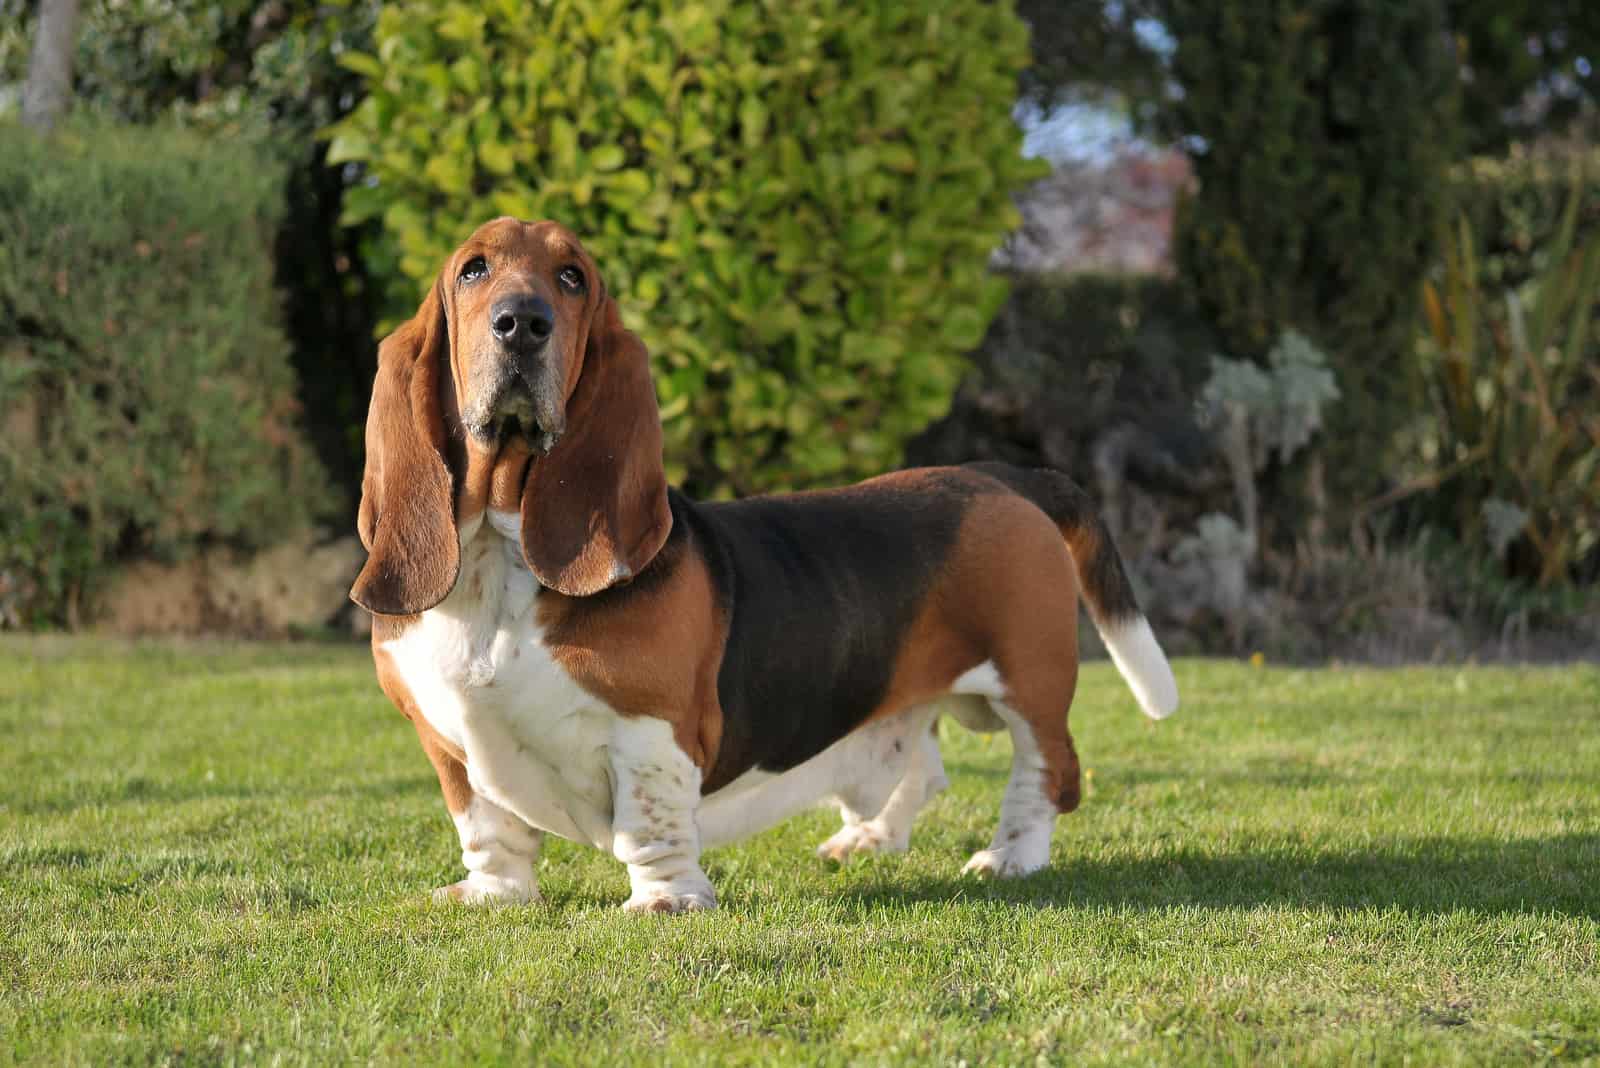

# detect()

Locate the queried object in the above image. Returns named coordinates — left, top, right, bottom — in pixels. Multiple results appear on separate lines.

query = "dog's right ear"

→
left=351, top=279, right=459, bottom=616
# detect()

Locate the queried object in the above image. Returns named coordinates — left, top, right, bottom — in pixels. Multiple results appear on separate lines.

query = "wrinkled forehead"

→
left=457, top=217, right=588, bottom=272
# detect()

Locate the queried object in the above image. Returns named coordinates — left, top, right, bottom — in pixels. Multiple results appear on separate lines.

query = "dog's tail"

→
left=967, top=463, right=1179, bottom=720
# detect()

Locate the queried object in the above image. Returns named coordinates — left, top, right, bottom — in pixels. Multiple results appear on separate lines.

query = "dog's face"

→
left=351, top=217, right=672, bottom=614
left=446, top=217, right=600, bottom=455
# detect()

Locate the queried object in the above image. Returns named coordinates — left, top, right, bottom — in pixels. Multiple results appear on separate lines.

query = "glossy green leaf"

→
left=590, top=145, right=626, bottom=172
left=477, top=140, right=516, bottom=176
left=337, top=51, right=385, bottom=80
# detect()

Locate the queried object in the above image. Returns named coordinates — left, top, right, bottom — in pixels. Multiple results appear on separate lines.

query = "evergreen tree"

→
left=1161, top=0, right=1460, bottom=508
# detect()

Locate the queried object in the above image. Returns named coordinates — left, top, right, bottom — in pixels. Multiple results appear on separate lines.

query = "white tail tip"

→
left=1101, top=616, right=1179, bottom=720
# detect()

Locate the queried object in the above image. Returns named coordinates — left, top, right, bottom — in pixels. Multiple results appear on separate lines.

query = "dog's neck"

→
left=456, top=433, right=535, bottom=526
left=485, top=508, right=524, bottom=544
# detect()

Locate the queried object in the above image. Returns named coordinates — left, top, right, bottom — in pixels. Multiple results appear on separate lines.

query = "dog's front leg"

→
left=608, top=717, right=716, bottom=914
left=404, top=710, right=543, bottom=905
left=440, top=794, right=543, bottom=904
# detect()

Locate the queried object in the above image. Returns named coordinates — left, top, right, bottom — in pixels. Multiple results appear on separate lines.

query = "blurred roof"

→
left=999, top=148, right=1193, bottom=276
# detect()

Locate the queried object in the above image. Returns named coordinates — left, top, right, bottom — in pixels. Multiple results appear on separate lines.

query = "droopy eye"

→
left=459, top=255, right=489, bottom=283
left=557, top=266, right=585, bottom=293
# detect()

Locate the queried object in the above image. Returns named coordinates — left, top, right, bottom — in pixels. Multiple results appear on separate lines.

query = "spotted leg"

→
left=609, top=717, right=716, bottom=914
left=437, top=795, right=544, bottom=904
left=816, top=717, right=949, bottom=862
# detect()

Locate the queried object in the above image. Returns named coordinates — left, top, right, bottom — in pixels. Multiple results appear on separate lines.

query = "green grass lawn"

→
left=2, top=637, right=1597, bottom=1066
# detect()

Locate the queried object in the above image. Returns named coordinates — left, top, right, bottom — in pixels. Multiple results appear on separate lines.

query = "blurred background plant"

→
left=1, top=0, right=1596, bottom=654
left=1, top=0, right=385, bottom=502
left=0, top=120, right=334, bottom=625
left=1408, top=177, right=1600, bottom=588
left=1161, top=0, right=1459, bottom=515
left=1198, top=331, right=1340, bottom=557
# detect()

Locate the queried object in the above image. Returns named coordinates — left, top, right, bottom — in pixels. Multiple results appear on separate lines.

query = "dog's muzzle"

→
left=491, top=378, right=562, bottom=455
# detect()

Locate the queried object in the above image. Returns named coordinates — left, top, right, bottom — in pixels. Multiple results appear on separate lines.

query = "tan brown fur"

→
left=534, top=534, right=727, bottom=775
left=355, top=217, right=670, bottom=614
left=350, top=281, right=459, bottom=617
left=454, top=434, right=536, bottom=529
left=865, top=475, right=1085, bottom=811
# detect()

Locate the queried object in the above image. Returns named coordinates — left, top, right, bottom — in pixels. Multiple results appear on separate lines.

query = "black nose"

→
left=489, top=294, right=554, bottom=346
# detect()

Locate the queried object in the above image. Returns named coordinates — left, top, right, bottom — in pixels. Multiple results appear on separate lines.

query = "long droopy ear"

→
left=520, top=292, right=672, bottom=596
left=351, top=280, right=459, bottom=615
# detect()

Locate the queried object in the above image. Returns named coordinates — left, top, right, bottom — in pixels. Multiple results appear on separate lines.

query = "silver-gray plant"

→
left=1200, top=331, right=1341, bottom=547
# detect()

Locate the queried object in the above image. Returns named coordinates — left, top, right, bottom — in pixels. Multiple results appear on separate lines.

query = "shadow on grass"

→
left=15, top=773, right=432, bottom=815
left=947, top=759, right=1597, bottom=793
left=834, top=832, right=1600, bottom=919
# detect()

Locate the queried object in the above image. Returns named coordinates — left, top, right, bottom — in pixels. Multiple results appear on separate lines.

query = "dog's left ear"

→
left=351, top=278, right=460, bottom=615
left=520, top=291, right=672, bottom=596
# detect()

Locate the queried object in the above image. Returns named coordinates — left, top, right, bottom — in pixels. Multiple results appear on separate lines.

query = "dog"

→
left=352, top=217, right=1178, bottom=912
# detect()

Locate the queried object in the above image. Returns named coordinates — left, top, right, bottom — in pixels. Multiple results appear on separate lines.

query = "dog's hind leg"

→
left=952, top=659, right=1082, bottom=879
left=816, top=714, right=949, bottom=862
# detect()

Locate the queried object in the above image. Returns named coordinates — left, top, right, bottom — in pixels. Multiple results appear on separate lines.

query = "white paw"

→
left=622, top=882, right=717, bottom=914
left=961, top=845, right=1049, bottom=879
left=430, top=874, right=540, bottom=906
left=815, top=822, right=907, bottom=863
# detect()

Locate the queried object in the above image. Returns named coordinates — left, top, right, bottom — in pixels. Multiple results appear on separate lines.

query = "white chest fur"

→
left=381, top=511, right=620, bottom=849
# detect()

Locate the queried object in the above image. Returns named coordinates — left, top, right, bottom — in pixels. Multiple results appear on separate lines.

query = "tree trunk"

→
left=21, top=0, right=82, bottom=132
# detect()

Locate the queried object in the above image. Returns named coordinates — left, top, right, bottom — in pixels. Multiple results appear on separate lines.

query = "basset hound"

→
left=354, top=217, right=1178, bottom=913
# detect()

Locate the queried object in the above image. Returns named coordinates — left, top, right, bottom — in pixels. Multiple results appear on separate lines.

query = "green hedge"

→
left=329, top=0, right=1045, bottom=496
left=0, top=120, right=333, bottom=625
left=1, top=0, right=385, bottom=514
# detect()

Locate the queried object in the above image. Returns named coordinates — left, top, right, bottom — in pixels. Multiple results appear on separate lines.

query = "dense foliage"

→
left=329, top=0, right=1044, bottom=495
left=1452, top=149, right=1600, bottom=290
left=1162, top=0, right=1457, bottom=369
left=1032, top=2, right=1600, bottom=159
left=0, top=120, right=332, bottom=624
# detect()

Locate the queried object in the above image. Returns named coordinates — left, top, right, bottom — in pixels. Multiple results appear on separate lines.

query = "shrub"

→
left=1, top=0, right=385, bottom=510
left=328, top=0, right=1044, bottom=495
left=908, top=272, right=1218, bottom=480
left=0, top=119, right=333, bottom=626
left=1199, top=331, right=1340, bottom=552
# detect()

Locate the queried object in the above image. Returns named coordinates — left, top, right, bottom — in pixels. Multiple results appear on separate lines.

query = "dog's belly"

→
left=387, top=636, right=931, bottom=851
left=387, top=614, right=928, bottom=851
left=698, top=711, right=939, bottom=846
